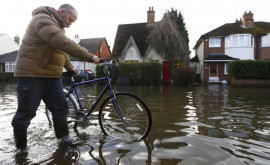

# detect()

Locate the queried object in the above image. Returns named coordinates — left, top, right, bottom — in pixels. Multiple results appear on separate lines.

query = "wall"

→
left=144, top=48, right=164, bottom=62
left=94, top=40, right=111, bottom=59
left=231, top=77, right=270, bottom=87
left=196, top=41, right=204, bottom=81
left=204, top=37, right=225, bottom=57
left=121, top=45, right=143, bottom=62
left=260, top=47, right=270, bottom=59
left=225, top=47, right=254, bottom=60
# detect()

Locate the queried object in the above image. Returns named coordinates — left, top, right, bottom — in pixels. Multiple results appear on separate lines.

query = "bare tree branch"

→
left=147, top=13, right=190, bottom=79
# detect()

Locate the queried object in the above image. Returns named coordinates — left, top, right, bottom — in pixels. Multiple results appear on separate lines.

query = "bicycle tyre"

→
left=99, top=92, right=152, bottom=140
left=45, top=90, right=80, bottom=128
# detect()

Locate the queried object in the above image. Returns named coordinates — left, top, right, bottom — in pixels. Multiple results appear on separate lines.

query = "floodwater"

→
left=1, top=82, right=270, bottom=165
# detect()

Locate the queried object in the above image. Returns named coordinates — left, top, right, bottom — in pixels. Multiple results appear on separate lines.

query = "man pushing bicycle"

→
left=12, top=4, right=99, bottom=151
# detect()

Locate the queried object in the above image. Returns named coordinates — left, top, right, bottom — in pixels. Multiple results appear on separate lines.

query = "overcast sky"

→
left=1, top=0, right=269, bottom=57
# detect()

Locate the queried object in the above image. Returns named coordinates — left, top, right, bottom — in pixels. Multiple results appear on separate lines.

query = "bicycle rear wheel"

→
left=99, top=92, right=152, bottom=140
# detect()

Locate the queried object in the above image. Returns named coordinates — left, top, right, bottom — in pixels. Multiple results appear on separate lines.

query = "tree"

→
left=147, top=13, right=189, bottom=80
left=167, top=8, right=189, bottom=48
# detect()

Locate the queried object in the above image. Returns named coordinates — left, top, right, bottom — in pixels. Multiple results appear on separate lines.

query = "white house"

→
left=0, top=34, right=19, bottom=72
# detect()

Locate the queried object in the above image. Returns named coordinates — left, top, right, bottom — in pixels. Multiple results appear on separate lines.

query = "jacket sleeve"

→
left=33, top=15, right=94, bottom=62
left=64, top=54, right=73, bottom=71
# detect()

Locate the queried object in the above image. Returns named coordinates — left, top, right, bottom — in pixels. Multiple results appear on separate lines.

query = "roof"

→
left=0, top=34, right=19, bottom=55
left=202, top=22, right=270, bottom=37
left=194, top=21, right=270, bottom=49
left=69, top=37, right=106, bottom=61
left=204, top=54, right=239, bottom=62
left=190, top=55, right=199, bottom=62
left=0, top=50, right=18, bottom=62
left=112, top=23, right=152, bottom=56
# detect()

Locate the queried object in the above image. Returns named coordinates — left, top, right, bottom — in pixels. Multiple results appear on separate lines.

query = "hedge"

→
left=0, top=72, right=16, bottom=82
left=96, top=62, right=163, bottom=85
left=173, top=66, right=196, bottom=85
left=228, top=60, right=270, bottom=80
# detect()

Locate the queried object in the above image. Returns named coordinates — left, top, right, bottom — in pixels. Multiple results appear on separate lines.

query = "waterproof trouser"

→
left=11, top=78, right=69, bottom=148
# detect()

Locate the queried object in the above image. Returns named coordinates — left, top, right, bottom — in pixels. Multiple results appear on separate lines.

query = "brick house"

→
left=70, top=36, right=111, bottom=73
left=193, top=11, right=270, bottom=83
left=0, top=34, right=19, bottom=72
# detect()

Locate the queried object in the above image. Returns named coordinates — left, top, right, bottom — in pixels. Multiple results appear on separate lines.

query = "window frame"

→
left=5, top=61, right=15, bottom=72
left=209, top=37, right=221, bottom=47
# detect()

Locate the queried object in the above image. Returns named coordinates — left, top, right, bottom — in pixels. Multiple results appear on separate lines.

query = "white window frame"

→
left=224, top=63, right=228, bottom=74
left=262, top=33, right=270, bottom=47
left=5, top=61, right=15, bottom=72
left=225, top=34, right=254, bottom=48
left=209, top=38, right=221, bottom=47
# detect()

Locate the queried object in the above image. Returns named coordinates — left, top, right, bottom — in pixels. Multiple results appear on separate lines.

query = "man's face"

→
left=60, top=9, right=78, bottom=28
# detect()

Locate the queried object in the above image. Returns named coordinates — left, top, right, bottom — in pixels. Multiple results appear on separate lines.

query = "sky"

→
left=1, top=0, right=269, bottom=57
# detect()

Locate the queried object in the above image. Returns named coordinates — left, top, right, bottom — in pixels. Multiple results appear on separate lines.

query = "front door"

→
left=209, top=63, right=217, bottom=77
left=163, top=61, right=170, bottom=83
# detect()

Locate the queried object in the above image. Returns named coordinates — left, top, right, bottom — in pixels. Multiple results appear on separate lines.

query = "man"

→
left=12, top=4, right=99, bottom=150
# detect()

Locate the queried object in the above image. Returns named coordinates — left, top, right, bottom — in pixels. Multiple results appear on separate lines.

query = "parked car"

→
left=62, top=70, right=95, bottom=83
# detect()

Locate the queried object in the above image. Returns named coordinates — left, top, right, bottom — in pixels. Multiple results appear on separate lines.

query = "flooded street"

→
left=1, top=82, right=270, bottom=164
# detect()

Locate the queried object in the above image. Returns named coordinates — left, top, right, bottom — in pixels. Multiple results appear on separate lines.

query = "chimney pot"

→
left=147, top=6, right=155, bottom=25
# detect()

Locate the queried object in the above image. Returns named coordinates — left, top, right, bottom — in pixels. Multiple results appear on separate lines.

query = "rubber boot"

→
left=53, top=118, right=83, bottom=148
left=13, top=128, right=27, bottom=150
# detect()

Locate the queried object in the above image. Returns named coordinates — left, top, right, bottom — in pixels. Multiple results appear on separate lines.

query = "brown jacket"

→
left=14, top=6, right=94, bottom=78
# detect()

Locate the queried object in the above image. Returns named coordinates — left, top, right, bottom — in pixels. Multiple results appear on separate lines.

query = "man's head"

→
left=57, top=4, right=78, bottom=28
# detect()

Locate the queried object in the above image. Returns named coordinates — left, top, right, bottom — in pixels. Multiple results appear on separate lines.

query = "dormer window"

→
left=209, top=38, right=221, bottom=47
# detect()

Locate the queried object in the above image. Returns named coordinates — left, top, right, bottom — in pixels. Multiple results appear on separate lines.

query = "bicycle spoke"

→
left=99, top=92, right=152, bottom=140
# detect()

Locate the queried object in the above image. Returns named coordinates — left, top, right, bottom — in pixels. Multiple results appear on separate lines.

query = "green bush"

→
left=96, top=62, right=162, bottom=85
left=173, top=66, right=196, bottom=86
left=228, top=60, right=270, bottom=81
left=0, top=72, right=16, bottom=82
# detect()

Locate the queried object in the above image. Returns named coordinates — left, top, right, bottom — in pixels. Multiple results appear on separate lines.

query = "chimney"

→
left=73, top=34, right=80, bottom=44
left=147, top=6, right=155, bottom=24
left=14, top=36, right=20, bottom=45
left=242, top=11, right=254, bottom=28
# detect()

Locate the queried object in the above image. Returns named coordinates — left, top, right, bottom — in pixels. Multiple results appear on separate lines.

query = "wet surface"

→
left=1, top=82, right=270, bottom=164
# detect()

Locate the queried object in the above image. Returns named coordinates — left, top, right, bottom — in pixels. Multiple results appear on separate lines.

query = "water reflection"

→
left=1, top=82, right=270, bottom=164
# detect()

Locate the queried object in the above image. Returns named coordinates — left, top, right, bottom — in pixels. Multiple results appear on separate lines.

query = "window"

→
left=225, top=34, right=254, bottom=48
left=100, top=46, right=102, bottom=53
left=262, top=34, right=270, bottom=47
left=5, top=62, right=15, bottom=72
left=209, top=38, right=221, bottom=47
left=174, top=60, right=181, bottom=68
left=224, top=63, right=228, bottom=74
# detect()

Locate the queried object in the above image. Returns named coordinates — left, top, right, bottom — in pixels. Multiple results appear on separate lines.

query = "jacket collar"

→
left=47, top=7, right=66, bottom=28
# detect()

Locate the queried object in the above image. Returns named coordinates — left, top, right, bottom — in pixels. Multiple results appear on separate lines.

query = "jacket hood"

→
left=32, top=6, right=66, bottom=28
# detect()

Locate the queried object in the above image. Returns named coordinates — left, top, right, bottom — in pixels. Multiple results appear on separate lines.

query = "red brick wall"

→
left=203, top=62, right=228, bottom=82
left=203, top=37, right=225, bottom=58
left=260, top=47, right=270, bottom=59
left=94, top=41, right=111, bottom=59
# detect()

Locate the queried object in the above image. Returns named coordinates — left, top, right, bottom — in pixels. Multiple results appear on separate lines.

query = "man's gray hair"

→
left=58, top=4, right=77, bottom=12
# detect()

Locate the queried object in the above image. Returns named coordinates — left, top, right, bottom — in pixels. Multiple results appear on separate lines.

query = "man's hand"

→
left=92, top=55, right=100, bottom=64
left=71, top=68, right=78, bottom=74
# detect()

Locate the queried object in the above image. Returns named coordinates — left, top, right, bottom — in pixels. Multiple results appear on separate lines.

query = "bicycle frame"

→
left=65, top=61, right=126, bottom=121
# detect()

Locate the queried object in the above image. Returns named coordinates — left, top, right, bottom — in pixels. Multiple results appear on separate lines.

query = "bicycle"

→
left=45, top=59, right=152, bottom=141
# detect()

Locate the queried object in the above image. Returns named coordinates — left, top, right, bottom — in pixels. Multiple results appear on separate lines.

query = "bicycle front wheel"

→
left=99, top=92, right=152, bottom=140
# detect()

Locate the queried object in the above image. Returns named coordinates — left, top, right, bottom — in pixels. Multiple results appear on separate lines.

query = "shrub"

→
left=173, top=66, right=196, bottom=86
left=96, top=62, right=162, bottom=85
left=0, top=72, right=16, bottom=82
left=228, top=60, right=270, bottom=81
